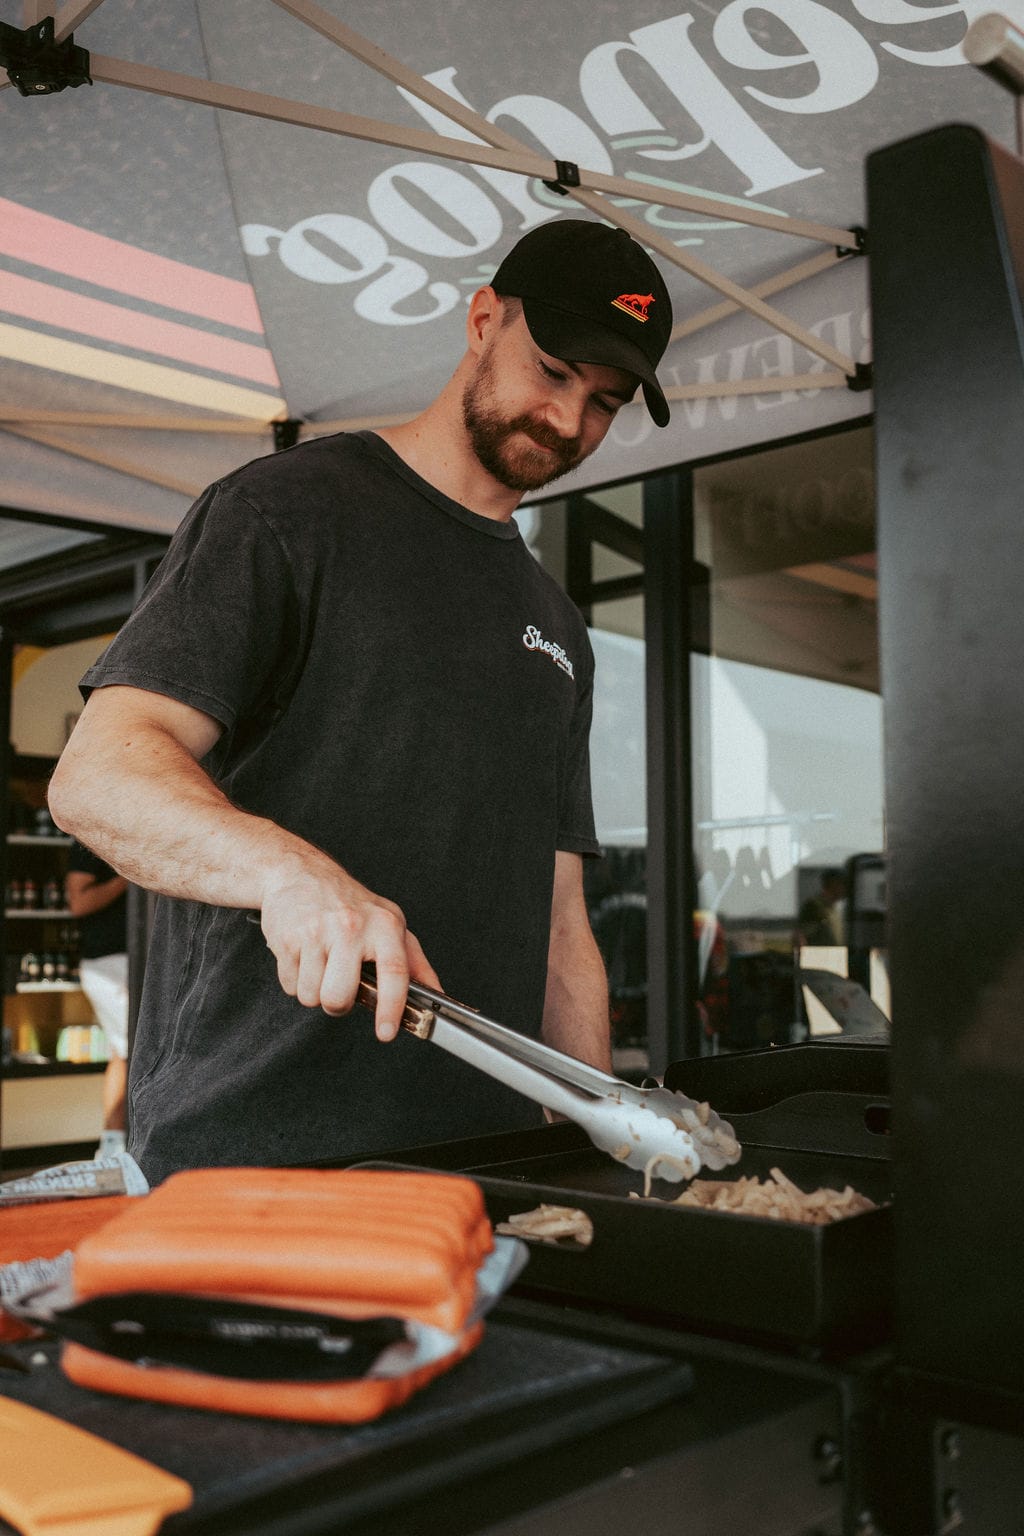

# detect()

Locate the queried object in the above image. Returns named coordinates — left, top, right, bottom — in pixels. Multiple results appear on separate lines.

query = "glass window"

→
left=567, top=486, right=648, bottom=1069
left=692, top=426, right=889, bottom=1052
left=522, top=487, right=648, bottom=1071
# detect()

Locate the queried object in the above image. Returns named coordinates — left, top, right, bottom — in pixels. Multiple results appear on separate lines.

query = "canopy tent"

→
left=0, top=0, right=1021, bottom=542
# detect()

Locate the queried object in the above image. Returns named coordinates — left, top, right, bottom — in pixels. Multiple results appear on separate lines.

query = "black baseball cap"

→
left=491, top=219, right=673, bottom=427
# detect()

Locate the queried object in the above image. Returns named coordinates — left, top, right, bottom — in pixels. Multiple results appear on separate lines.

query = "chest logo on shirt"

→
left=523, top=625, right=574, bottom=679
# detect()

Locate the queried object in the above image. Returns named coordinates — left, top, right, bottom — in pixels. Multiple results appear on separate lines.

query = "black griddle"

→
left=357, top=1043, right=893, bottom=1357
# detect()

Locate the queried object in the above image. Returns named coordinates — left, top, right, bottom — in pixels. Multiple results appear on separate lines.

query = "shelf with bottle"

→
left=5, top=908, right=74, bottom=920
left=3, top=1016, right=109, bottom=1078
left=5, top=800, right=80, bottom=981
left=15, top=980, right=82, bottom=993
left=7, top=803, right=66, bottom=839
left=14, top=949, right=79, bottom=990
left=6, top=831, right=70, bottom=902
left=7, top=832, right=73, bottom=847
left=5, top=903, right=74, bottom=915
left=5, top=860, right=72, bottom=919
left=6, top=940, right=81, bottom=996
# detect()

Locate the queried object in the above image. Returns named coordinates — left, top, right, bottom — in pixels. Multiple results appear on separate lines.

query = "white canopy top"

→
left=1, top=0, right=1020, bottom=534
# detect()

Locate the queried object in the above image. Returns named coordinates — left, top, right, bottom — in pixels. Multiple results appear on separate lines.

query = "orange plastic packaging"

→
left=0, top=1195, right=135, bottom=1343
left=62, top=1167, right=493, bottom=1423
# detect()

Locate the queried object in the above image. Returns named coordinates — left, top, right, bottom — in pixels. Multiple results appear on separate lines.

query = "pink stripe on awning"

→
left=0, top=269, right=280, bottom=387
left=0, top=197, right=265, bottom=334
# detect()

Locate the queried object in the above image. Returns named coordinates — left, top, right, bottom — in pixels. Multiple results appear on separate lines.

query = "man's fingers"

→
left=294, top=940, right=334, bottom=1009
left=316, top=945, right=362, bottom=1016
left=371, top=954, right=411, bottom=1042
left=406, top=930, right=442, bottom=993
left=273, top=937, right=300, bottom=1001
left=259, top=880, right=438, bottom=1041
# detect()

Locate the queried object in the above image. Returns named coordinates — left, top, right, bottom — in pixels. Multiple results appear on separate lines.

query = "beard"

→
left=462, top=351, right=583, bottom=493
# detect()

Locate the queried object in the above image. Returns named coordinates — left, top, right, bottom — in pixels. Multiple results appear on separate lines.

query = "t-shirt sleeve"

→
left=557, top=632, right=600, bottom=857
left=81, top=481, right=299, bottom=734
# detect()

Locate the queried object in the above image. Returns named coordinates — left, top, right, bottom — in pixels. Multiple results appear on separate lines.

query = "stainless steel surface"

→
left=357, top=968, right=741, bottom=1182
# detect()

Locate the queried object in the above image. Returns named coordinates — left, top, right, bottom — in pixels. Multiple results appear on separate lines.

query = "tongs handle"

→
left=358, top=967, right=626, bottom=1100
left=357, top=967, right=607, bottom=1121
left=355, top=971, right=437, bottom=1038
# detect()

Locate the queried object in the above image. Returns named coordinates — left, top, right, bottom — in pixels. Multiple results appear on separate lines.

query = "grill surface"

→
left=359, top=1043, right=893, bottom=1355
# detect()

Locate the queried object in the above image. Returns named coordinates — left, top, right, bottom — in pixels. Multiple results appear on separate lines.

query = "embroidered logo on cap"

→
left=611, top=292, right=654, bottom=323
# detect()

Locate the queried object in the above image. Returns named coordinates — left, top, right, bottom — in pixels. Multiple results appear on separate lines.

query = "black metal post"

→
left=643, top=470, right=699, bottom=1073
left=870, top=123, right=1024, bottom=1423
left=565, top=495, right=594, bottom=625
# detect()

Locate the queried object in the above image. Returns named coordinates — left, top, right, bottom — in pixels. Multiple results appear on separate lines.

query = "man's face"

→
left=462, top=308, right=637, bottom=494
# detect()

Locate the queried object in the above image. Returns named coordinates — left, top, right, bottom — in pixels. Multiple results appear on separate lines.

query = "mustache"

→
left=509, top=416, right=581, bottom=460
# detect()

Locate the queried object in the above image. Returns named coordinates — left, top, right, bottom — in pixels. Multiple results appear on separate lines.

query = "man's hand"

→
left=259, top=855, right=441, bottom=1041
left=49, top=685, right=441, bottom=1043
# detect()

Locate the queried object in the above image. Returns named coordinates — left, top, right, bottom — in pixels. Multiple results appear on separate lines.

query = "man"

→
left=65, top=840, right=130, bottom=1156
left=797, top=868, right=847, bottom=949
left=48, top=219, right=673, bottom=1183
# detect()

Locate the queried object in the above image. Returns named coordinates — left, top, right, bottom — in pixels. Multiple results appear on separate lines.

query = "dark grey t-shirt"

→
left=83, top=432, right=599, bottom=1182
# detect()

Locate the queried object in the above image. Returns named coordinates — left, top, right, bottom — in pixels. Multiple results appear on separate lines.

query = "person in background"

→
left=65, top=840, right=129, bottom=1157
left=47, top=219, right=674, bottom=1184
left=797, top=867, right=847, bottom=948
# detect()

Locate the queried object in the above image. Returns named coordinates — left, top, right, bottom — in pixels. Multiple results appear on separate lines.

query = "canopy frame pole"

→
left=83, top=54, right=858, bottom=250
left=0, top=370, right=845, bottom=437
left=0, top=369, right=849, bottom=439
left=1, top=424, right=205, bottom=496
left=265, top=0, right=862, bottom=375
left=52, top=0, right=108, bottom=42
left=671, top=249, right=845, bottom=342
left=85, top=50, right=860, bottom=375
left=268, top=0, right=857, bottom=250
left=1, top=5, right=871, bottom=440
left=0, top=405, right=417, bottom=434
left=4, top=10, right=872, bottom=376
left=0, top=407, right=277, bottom=432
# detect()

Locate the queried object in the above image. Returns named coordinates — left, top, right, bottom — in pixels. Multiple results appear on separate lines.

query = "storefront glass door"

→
left=692, top=425, right=888, bottom=1053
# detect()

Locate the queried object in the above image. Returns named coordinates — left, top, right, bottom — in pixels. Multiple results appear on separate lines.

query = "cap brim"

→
left=521, top=298, right=670, bottom=429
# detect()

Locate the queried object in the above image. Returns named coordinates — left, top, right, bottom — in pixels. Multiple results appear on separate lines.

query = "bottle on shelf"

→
left=21, top=876, right=38, bottom=910
left=19, top=951, right=41, bottom=983
left=34, top=807, right=56, bottom=837
left=16, top=1022, right=40, bottom=1055
left=6, top=878, right=22, bottom=909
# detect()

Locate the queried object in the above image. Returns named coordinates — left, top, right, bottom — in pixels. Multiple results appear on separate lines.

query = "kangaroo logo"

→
left=611, top=292, right=655, bottom=323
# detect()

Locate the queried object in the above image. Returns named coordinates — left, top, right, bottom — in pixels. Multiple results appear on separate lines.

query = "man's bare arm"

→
left=48, top=685, right=439, bottom=1039
left=541, top=850, right=612, bottom=1073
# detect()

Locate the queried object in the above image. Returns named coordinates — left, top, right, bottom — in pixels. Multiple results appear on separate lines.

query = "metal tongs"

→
left=359, top=968, right=741, bottom=1183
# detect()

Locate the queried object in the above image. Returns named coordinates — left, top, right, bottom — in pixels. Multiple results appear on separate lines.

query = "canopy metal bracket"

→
left=272, top=418, right=303, bottom=451
left=542, top=160, right=581, bottom=197
left=836, top=226, right=868, bottom=259
left=0, top=15, right=90, bottom=95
